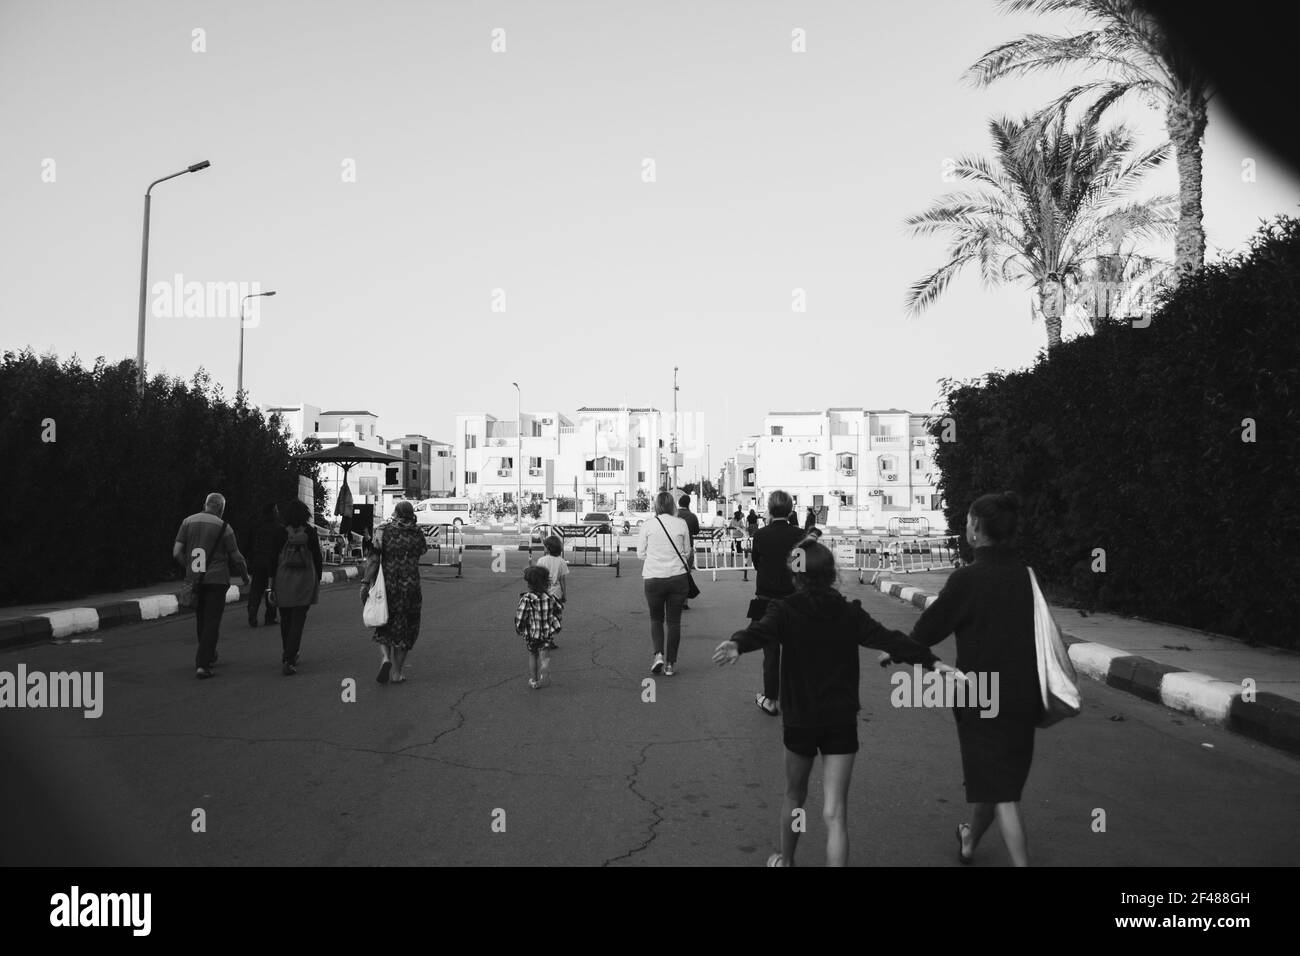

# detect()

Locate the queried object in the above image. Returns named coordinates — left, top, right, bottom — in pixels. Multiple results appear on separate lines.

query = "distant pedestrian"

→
left=677, top=494, right=700, bottom=607
left=361, top=499, right=429, bottom=684
left=536, top=535, right=569, bottom=649
left=516, top=565, right=562, bottom=689
left=270, top=499, right=324, bottom=676
left=173, top=492, right=249, bottom=679
left=907, top=491, right=1043, bottom=867
left=713, top=540, right=945, bottom=867
left=246, top=502, right=282, bottom=627
left=804, top=506, right=817, bottom=531
left=747, top=509, right=760, bottom=536
left=728, top=510, right=746, bottom=554
left=747, top=490, right=805, bottom=716
left=637, top=490, right=692, bottom=676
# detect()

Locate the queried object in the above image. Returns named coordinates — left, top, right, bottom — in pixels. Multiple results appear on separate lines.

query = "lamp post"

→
left=238, top=290, right=276, bottom=398
left=672, top=366, right=680, bottom=489
left=512, top=382, right=522, bottom=528
left=855, top=415, right=862, bottom=531
left=136, top=160, right=211, bottom=395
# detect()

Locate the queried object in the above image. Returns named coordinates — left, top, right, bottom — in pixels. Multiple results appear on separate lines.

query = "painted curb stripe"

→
left=1068, top=642, right=1129, bottom=683
left=1160, top=671, right=1240, bottom=723
left=40, top=608, right=101, bottom=639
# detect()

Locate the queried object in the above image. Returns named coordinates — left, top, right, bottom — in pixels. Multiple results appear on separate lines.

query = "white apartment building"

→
left=744, top=408, right=943, bottom=530
left=718, top=437, right=759, bottom=516
left=455, top=405, right=669, bottom=507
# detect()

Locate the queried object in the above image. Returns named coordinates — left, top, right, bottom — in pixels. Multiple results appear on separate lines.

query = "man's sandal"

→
left=766, top=853, right=786, bottom=867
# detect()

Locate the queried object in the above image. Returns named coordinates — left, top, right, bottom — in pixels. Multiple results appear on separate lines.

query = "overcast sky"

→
left=3, top=0, right=1297, bottom=469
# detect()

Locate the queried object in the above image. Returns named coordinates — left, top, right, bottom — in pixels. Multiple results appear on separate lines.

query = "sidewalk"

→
left=0, top=567, right=364, bottom=650
left=874, top=569, right=1300, bottom=756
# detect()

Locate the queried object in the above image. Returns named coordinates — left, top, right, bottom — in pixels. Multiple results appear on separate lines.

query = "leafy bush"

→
left=0, top=354, right=321, bottom=605
left=928, top=216, right=1299, bottom=648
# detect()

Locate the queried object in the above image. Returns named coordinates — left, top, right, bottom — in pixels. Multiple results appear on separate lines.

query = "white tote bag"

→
left=1028, top=567, right=1080, bottom=728
left=362, top=564, right=389, bottom=628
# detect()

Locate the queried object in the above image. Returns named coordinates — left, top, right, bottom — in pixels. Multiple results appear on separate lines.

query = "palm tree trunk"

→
left=1044, top=314, right=1062, bottom=351
left=1167, top=94, right=1208, bottom=277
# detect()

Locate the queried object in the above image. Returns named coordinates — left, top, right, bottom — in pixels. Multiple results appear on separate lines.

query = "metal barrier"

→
left=546, top=525, right=621, bottom=575
left=695, top=528, right=753, bottom=581
left=418, top=523, right=464, bottom=577
left=887, top=516, right=931, bottom=537
left=889, top=536, right=960, bottom=575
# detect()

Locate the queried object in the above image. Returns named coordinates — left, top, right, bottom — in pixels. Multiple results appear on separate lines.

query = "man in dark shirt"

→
left=246, top=502, right=282, bottom=626
left=677, top=494, right=701, bottom=608
left=173, top=492, right=249, bottom=679
left=747, top=490, right=806, bottom=715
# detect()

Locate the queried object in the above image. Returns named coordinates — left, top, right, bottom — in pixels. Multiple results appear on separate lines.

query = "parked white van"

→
left=413, top=497, right=472, bottom=528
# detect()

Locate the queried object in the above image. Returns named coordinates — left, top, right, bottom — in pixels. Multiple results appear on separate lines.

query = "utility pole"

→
left=672, top=366, right=679, bottom=489
left=512, top=383, right=522, bottom=528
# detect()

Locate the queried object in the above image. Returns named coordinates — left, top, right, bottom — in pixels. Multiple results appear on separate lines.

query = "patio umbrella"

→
left=292, top=440, right=402, bottom=533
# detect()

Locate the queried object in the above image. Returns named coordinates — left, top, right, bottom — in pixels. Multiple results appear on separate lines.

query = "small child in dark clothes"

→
left=713, top=539, right=953, bottom=867
left=516, top=565, right=562, bottom=689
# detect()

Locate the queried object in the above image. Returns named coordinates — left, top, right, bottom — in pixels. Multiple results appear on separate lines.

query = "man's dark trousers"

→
left=247, top=561, right=276, bottom=624
left=195, top=583, right=228, bottom=669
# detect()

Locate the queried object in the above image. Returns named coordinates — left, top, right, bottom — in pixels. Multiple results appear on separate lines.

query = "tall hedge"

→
left=0, top=353, right=321, bottom=605
left=929, top=216, right=1299, bottom=648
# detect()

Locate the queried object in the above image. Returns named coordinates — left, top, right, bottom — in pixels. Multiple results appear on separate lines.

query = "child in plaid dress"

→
left=516, top=566, right=562, bottom=689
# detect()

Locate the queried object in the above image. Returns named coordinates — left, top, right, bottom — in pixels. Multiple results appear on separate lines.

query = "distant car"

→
left=412, top=497, right=470, bottom=529
left=581, top=512, right=613, bottom=534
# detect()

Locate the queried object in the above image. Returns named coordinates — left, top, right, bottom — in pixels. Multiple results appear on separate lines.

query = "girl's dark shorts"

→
left=783, top=723, right=859, bottom=757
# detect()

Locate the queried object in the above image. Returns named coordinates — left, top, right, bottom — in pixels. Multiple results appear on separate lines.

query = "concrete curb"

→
left=875, top=579, right=1300, bottom=757
left=0, top=566, right=363, bottom=653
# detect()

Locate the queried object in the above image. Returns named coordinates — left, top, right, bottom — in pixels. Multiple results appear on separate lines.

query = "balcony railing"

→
left=558, top=426, right=577, bottom=435
left=871, top=435, right=905, bottom=445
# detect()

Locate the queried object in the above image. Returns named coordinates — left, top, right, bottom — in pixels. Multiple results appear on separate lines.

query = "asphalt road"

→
left=2, top=553, right=1297, bottom=866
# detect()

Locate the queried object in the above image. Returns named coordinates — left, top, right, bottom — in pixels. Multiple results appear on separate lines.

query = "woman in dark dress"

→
left=361, top=500, right=429, bottom=684
left=908, top=492, right=1042, bottom=866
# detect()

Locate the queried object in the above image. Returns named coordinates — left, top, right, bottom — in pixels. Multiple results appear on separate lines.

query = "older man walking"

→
left=174, top=493, right=249, bottom=679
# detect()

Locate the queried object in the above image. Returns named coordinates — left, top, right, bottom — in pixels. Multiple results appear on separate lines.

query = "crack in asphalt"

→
left=395, top=673, right=522, bottom=753
left=602, top=739, right=665, bottom=867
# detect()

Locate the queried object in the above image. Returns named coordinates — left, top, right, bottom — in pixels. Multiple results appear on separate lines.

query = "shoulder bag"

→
left=655, top=516, right=701, bottom=600
left=1028, top=566, right=1081, bottom=727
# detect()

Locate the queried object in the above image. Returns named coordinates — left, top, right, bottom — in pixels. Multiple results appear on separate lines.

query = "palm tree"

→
left=964, top=0, right=1210, bottom=276
left=904, top=106, right=1176, bottom=349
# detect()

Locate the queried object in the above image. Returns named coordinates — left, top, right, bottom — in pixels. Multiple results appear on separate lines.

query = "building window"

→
left=385, top=467, right=398, bottom=485
left=411, top=468, right=419, bottom=480
left=466, top=434, right=477, bottom=449
left=770, top=426, right=784, bottom=436
left=500, top=457, right=513, bottom=469
left=465, top=471, right=477, bottom=485
left=314, top=421, right=319, bottom=431
left=408, top=443, right=418, bottom=451
left=530, top=457, right=542, bottom=470
left=915, top=459, right=924, bottom=470
left=436, top=449, right=449, bottom=457
left=882, top=495, right=894, bottom=506
left=838, top=453, right=856, bottom=470
left=532, top=422, right=543, bottom=437
left=638, top=471, right=646, bottom=482
left=915, top=494, right=926, bottom=505
left=800, top=454, right=819, bottom=471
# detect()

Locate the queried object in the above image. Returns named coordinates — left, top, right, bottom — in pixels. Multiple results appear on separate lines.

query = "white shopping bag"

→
left=1028, top=567, right=1080, bottom=727
left=362, top=564, right=389, bottom=628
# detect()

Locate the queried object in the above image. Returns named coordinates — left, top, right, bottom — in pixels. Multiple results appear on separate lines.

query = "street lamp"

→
left=136, top=160, right=211, bottom=395
left=512, top=382, right=522, bottom=528
left=238, top=290, right=276, bottom=397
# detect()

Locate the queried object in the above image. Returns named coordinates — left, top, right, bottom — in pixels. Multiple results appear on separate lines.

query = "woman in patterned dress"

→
left=361, top=500, right=429, bottom=684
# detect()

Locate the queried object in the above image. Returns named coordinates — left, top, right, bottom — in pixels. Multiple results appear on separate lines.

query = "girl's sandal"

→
left=956, top=823, right=974, bottom=864
left=766, top=853, right=786, bottom=867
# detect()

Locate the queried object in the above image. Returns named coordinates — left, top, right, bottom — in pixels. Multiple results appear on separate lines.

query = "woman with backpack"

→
left=269, top=499, right=324, bottom=676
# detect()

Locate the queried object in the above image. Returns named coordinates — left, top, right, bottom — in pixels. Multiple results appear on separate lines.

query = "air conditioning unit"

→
left=529, top=468, right=542, bottom=476
left=885, top=473, right=898, bottom=481
left=913, top=438, right=926, bottom=446
left=540, top=418, right=553, bottom=425
left=868, top=489, right=884, bottom=497
left=497, top=469, right=510, bottom=477
left=842, top=468, right=856, bottom=477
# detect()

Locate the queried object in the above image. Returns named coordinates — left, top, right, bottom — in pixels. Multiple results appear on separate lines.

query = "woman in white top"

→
left=636, top=490, right=692, bottom=676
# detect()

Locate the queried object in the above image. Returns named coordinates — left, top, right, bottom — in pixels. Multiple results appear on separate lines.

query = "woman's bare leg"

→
left=995, top=802, right=1028, bottom=866
left=780, top=749, right=815, bottom=866
left=821, top=753, right=856, bottom=867
left=965, top=801, right=996, bottom=858
left=391, top=645, right=408, bottom=681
